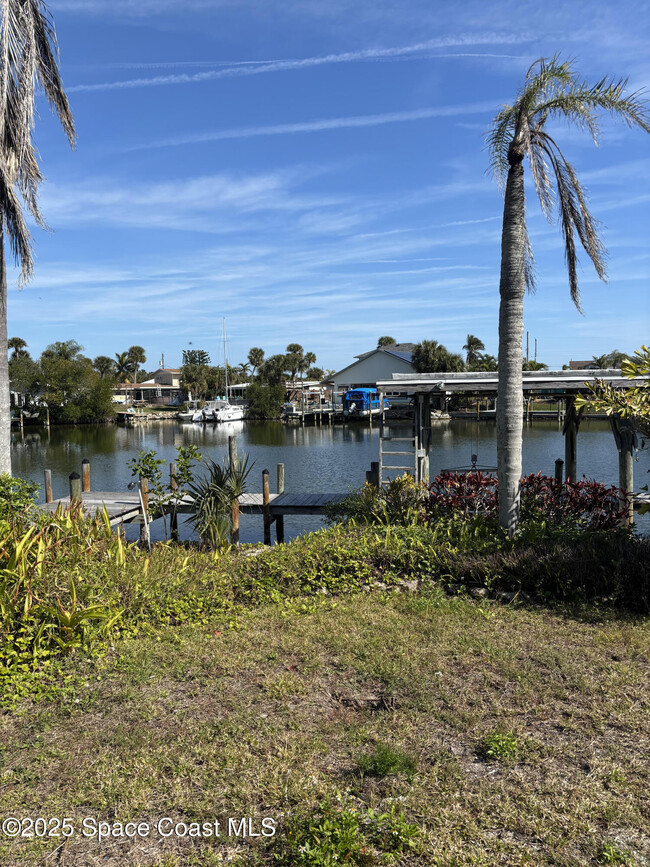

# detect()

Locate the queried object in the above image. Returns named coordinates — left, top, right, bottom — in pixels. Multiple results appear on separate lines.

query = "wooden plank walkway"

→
left=40, top=490, right=345, bottom=526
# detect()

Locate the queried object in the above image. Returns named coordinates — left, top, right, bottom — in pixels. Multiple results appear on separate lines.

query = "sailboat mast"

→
left=223, top=318, right=228, bottom=400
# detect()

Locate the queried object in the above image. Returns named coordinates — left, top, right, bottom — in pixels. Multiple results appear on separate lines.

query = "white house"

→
left=325, top=344, right=416, bottom=406
left=113, top=368, right=183, bottom=406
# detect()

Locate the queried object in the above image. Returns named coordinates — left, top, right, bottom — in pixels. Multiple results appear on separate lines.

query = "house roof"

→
left=355, top=344, right=415, bottom=362
left=327, top=347, right=415, bottom=382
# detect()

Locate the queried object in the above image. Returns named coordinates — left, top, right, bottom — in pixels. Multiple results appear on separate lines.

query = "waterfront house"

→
left=324, top=344, right=416, bottom=407
left=113, top=368, right=183, bottom=406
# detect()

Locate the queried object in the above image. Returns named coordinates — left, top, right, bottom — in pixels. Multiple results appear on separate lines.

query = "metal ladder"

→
left=378, top=395, right=424, bottom=485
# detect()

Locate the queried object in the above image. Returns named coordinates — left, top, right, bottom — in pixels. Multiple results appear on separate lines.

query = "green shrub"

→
left=0, top=474, right=39, bottom=520
left=480, top=730, right=519, bottom=761
left=272, top=794, right=420, bottom=865
left=326, top=475, right=428, bottom=527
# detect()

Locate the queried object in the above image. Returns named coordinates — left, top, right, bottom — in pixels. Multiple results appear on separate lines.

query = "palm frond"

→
left=0, top=0, right=75, bottom=279
left=485, top=104, right=516, bottom=189
left=538, top=135, right=607, bottom=311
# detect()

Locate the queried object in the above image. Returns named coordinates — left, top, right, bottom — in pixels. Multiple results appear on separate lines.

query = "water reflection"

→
left=11, top=417, right=648, bottom=540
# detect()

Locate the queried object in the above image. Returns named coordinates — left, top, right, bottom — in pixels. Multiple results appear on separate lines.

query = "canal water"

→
left=11, top=419, right=649, bottom=542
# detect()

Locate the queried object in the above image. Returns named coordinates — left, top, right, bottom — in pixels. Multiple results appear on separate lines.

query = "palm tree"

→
left=7, top=337, right=28, bottom=359
left=463, top=334, right=485, bottom=367
left=591, top=353, right=611, bottom=369
left=285, top=343, right=304, bottom=384
left=114, top=352, right=133, bottom=382
left=0, top=0, right=76, bottom=473
left=127, top=345, right=146, bottom=384
left=412, top=340, right=466, bottom=373
left=93, top=355, right=116, bottom=379
left=606, top=349, right=631, bottom=368
left=487, top=56, right=649, bottom=536
left=302, top=351, right=316, bottom=380
left=247, top=347, right=264, bottom=376
left=474, top=353, right=498, bottom=372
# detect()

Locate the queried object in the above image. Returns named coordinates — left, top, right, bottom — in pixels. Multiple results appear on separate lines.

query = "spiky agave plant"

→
left=187, top=453, right=254, bottom=548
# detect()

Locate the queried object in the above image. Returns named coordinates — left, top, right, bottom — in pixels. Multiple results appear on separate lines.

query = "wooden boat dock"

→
left=40, top=464, right=345, bottom=545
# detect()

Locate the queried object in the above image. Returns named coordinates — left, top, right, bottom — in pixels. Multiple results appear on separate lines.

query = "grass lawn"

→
left=1, top=586, right=648, bottom=866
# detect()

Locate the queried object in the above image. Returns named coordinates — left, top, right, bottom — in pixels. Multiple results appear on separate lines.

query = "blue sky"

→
left=8, top=0, right=649, bottom=372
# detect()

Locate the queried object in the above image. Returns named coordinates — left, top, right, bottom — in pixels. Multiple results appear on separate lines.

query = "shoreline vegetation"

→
left=1, top=471, right=649, bottom=866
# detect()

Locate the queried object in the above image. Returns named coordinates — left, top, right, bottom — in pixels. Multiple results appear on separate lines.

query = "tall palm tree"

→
left=127, top=345, right=146, bottom=384
left=463, top=334, right=485, bottom=367
left=0, top=0, right=76, bottom=473
left=487, top=56, right=649, bottom=536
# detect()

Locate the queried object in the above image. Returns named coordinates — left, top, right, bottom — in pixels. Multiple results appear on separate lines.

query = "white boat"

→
left=213, top=319, right=246, bottom=423
left=214, top=403, right=245, bottom=422
left=201, top=398, right=228, bottom=421
left=177, top=399, right=201, bottom=422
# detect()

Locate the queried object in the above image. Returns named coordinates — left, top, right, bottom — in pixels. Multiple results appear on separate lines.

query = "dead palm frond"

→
left=1, top=0, right=76, bottom=282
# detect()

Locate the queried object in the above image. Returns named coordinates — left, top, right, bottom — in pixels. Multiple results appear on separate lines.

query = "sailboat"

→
left=214, top=320, right=246, bottom=423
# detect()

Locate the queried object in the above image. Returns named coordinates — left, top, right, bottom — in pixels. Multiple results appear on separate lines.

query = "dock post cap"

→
left=82, top=458, right=90, bottom=464
left=69, top=471, right=81, bottom=479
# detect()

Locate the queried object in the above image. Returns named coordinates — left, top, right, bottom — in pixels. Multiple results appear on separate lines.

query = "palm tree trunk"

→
left=497, top=154, right=526, bottom=535
left=0, top=229, right=11, bottom=475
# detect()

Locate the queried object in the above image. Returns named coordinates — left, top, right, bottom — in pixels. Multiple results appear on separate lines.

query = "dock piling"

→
left=276, top=463, right=285, bottom=544
left=554, top=459, right=564, bottom=488
left=262, top=469, right=271, bottom=545
left=228, top=435, right=238, bottom=471
left=170, top=462, right=178, bottom=541
left=44, top=469, right=53, bottom=504
left=69, top=472, right=81, bottom=506
left=81, top=459, right=90, bottom=492
left=611, top=417, right=635, bottom=526
left=139, top=477, right=149, bottom=545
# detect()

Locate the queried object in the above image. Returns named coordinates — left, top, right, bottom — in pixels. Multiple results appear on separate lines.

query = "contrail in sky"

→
left=69, top=36, right=528, bottom=93
left=125, top=102, right=496, bottom=150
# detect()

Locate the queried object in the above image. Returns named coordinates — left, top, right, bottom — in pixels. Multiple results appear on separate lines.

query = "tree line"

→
left=9, top=339, right=115, bottom=424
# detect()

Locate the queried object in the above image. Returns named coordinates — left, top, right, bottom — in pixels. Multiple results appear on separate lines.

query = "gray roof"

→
left=355, top=344, right=415, bottom=362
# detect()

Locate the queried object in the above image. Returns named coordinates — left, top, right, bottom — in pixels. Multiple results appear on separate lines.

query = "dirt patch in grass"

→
left=1, top=592, right=648, bottom=866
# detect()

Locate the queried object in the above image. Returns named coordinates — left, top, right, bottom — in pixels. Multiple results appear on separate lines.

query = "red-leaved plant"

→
left=427, top=471, right=624, bottom=531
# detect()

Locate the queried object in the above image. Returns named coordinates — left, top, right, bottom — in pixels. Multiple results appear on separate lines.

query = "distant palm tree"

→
left=127, top=345, right=146, bottom=384
left=302, top=351, right=317, bottom=380
left=413, top=340, right=466, bottom=373
left=247, top=347, right=265, bottom=376
left=285, top=344, right=304, bottom=384
left=474, top=354, right=498, bottom=372
left=236, top=362, right=252, bottom=380
left=93, top=355, right=116, bottom=379
left=606, top=349, right=631, bottom=368
left=7, top=337, right=28, bottom=359
left=591, top=354, right=611, bottom=369
left=487, top=55, right=649, bottom=535
left=114, top=352, right=133, bottom=382
left=522, top=360, right=549, bottom=371
left=463, top=334, right=485, bottom=366
left=0, top=0, right=76, bottom=473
